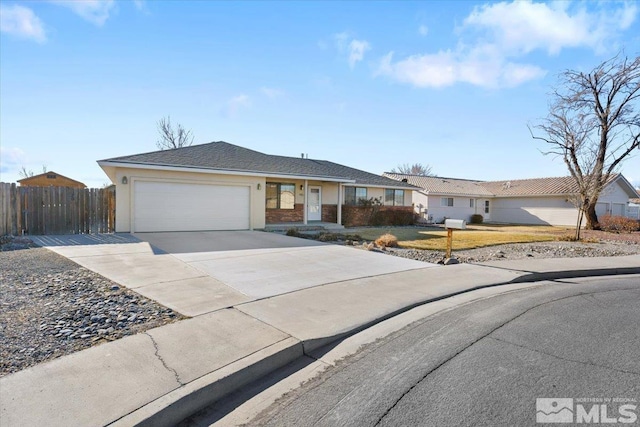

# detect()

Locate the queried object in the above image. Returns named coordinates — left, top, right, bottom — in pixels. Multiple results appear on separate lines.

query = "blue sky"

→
left=1, top=0, right=639, bottom=188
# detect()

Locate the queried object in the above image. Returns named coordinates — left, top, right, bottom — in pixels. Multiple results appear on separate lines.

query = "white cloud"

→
left=418, top=25, right=428, bottom=36
left=377, top=50, right=546, bottom=89
left=348, top=39, right=370, bottom=69
left=0, top=147, right=26, bottom=174
left=131, top=0, right=150, bottom=15
left=0, top=4, right=46, bottom=43
left=334, top=32, right=350, bottom=50
left=51, top=0, right=116, bottom=26
left=463, top=0, right=637, bottom=55
left=334, top=32, right=371, bottom=69
left=222, top=94, right=251, bottom=117
left=378, top=1, right=635, bottom=89
left=260, top=87, right=284, bottom=99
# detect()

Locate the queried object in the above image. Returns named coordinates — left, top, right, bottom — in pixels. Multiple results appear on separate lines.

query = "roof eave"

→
left=612, top=174, right=640, bottom=198
left=97, top=160, right=357, bottom=183
left=418, top=190, right=493, bottom=197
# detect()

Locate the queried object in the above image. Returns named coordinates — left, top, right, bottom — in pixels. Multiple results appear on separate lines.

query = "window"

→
left=345, top=187, right=368, bottom=205
left=385, top=189, right=405, bottom=206
left=441, top=197, right=454, bottom=207
left=484, top=200, right=490, bottom=214
left=266, top=183, right=296, bottom=209
left=470, top=199, right=475, bottom=208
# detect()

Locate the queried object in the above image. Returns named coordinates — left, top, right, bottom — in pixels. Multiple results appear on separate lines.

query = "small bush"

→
left=469, top=214, right=483, bottom=224
left=557, top=234, right=599, bottom=243
left=285, top=228, right=302, bottom=237
left=318, top=232, right=340, bottom=242
left=386, top=210, right=417, bottom=226
left=599, top=215, right=640, bottom=233
left=375, top=233, right=398, bottom=248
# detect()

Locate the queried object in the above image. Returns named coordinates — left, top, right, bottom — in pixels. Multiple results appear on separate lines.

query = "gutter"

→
left=97, top=161, right=357, bottom=184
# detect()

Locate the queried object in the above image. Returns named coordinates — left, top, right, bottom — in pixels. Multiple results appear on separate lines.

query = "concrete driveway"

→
left=34, top=231, right=434, bottom=317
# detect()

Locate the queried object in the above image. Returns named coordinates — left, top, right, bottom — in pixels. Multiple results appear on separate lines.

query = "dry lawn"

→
left=346, top=225, right=559, bottom=250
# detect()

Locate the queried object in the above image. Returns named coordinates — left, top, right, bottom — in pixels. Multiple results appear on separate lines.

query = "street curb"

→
left=114, top=267, right=640, bottom=426
left=507, top=267, right=640, bottom=283
left=109, top=338, right=303, bottom=427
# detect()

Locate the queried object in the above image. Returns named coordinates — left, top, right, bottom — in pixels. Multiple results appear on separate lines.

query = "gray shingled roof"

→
left=482, top=176, right=580, bottom=196
left=383, top=173, right=493, bottom=196
left=100, top=141, right=414, bottom=189
left=384, top=173, right=635, bottom=198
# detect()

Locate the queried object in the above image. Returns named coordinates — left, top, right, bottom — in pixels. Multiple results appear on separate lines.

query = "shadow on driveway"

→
left=30, top=233, right=143, bottom=247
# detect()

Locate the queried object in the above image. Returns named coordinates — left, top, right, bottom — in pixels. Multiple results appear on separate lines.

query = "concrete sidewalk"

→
left=2, top=254, right=639, bottom=427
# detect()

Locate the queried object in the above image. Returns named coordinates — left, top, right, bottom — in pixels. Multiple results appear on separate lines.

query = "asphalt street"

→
left=243, top=275, right=640, bottom=427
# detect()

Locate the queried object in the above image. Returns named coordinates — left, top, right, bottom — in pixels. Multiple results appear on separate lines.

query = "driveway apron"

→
left=33, top=231, right=435, bottom=316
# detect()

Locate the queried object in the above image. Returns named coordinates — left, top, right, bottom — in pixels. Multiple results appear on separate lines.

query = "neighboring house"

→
left=98, top=141, right=416, bottom=233
left=629, top=197, right=640, bottom=219
left=383, top=173, right=640, bottom=227
left=18, top=171, right=86, bottom=188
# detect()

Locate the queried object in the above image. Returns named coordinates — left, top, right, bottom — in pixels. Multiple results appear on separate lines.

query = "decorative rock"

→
left=0, top=246, right=187, bottom=376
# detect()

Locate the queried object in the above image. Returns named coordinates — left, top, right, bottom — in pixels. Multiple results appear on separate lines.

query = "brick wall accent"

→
left=322, top=204, right=337, bottom=223
left=342, top=205, right=415, bottom=227
left=265, top=204, right=304, bottom=224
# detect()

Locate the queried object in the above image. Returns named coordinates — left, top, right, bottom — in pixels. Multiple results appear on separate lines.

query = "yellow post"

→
left=446, top=228, right=453, bottom=259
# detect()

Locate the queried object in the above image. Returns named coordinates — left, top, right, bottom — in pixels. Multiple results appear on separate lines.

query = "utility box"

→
left=445, top=219, right=466, bottom=230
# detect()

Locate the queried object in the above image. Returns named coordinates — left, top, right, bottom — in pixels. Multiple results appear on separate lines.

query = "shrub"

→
left=470, top=214, right=483, bottom=224
left=386, top=210, right=417, bottom=226
left=375, top=233, right=398, bottom=248
left=285, top=228, right=302, bottom=237
left=557, top=234, right=599, bottom=243
left=318, top=232, right=339, bottom=242
left=599, top=215, right=640, bottom=233
left=342, top=205, right=416, bottom=227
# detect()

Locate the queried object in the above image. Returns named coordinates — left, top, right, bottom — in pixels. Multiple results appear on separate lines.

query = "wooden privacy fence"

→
left=0, top=183, right=115, bottom=235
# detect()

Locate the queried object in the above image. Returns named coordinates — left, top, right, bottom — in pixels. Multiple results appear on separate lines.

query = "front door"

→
left=308, top=186, right=322, bottom=221
left=483, top=200, right=491, bottom=221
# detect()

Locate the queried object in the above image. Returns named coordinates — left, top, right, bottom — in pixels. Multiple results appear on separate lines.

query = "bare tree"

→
left=18, top=165, right=47, bottom=178
left=156, top=116, right=194, bottom=150
left=531, top=54, right=640, bottom=230
left=390, top=163, right=434, bottom=176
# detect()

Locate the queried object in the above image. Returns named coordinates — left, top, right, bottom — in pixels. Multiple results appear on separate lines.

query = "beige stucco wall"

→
left=113, top=167, right=266, bottom=232
left=110, top=166, right=416, bottom=231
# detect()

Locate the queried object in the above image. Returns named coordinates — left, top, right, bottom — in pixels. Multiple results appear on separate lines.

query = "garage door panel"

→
left=134, top=181, right=250, bottom=232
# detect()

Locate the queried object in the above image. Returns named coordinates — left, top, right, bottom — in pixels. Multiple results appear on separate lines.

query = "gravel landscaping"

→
left=0, top=245, right=185, bottom=377
left=332, top=228, right=640, bottom=263
left=383, top=240, right=640, bottom=264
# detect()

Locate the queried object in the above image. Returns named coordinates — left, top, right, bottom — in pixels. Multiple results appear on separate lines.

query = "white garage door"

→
left=133, top=181, right=250, bottom=232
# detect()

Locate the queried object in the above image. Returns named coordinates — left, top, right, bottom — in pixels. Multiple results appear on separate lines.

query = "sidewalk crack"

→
left=144, top=332, right=184, bottom=386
